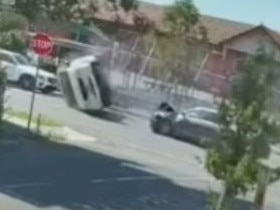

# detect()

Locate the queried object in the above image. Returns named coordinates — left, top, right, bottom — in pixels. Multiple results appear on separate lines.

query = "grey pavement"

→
left=0, top=121, right=254, bottom=210
left=1, top=85, right=276, bottom=209
left=4, top=115, right=96, bottom=143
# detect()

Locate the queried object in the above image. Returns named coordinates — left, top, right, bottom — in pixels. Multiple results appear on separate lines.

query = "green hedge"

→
left=0, top=32, right=27, bottom=53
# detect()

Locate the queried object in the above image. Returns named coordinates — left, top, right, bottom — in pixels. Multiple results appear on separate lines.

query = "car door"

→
left=172, top=112, right=194, bottom=139
left=173, top=110, right=218, bottom=140
left=186, top=110, right=219, bottom=140
left=0, top=52, right=17, bottom=81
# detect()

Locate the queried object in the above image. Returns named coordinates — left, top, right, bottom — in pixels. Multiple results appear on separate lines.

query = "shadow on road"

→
left=85, top=109, right=126, bottom=124
left=6, top=84, right=63, bottom=98
left=0, top=122, right=255, bottom=210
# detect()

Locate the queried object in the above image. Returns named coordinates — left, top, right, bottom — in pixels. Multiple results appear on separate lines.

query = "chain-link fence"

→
left=29, top=25, right=265, bottom=111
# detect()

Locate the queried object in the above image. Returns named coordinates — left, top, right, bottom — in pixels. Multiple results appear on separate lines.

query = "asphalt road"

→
left=1, top=86, right=256, bottom=210
left=6, top=86, right=208, bottom=173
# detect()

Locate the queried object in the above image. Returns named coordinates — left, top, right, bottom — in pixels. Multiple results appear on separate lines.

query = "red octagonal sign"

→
left=32, top=33, right=54, bottom=57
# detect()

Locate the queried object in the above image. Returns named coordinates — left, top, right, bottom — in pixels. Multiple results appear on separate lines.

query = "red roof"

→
left=93, top=1, right=280, bottom=46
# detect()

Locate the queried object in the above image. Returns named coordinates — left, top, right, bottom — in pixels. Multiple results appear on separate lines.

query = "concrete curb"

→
left=4, top=117, right=96, bottom=143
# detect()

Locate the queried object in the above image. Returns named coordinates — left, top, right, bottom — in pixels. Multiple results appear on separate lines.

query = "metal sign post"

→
left=27, top=33, right=53, bottom=131
left=27, top=62, right=39, bottom=131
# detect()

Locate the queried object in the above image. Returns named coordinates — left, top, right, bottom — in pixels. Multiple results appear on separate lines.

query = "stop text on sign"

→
left=32, top=39, right=52, bottom=49
left=32, top=33, right=54, bottom=57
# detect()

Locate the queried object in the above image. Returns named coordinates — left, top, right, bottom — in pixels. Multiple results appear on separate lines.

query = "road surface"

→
left=0, top=86, right=264, bottom=210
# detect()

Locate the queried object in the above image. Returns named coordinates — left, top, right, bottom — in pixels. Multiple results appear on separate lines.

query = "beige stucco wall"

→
left=224, top=29, right=280, bottom=61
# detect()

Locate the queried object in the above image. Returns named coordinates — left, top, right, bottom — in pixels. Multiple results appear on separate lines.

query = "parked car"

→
left=150, top=105, right=220, bottom=147
left=0, top=49, right=57, bottom=93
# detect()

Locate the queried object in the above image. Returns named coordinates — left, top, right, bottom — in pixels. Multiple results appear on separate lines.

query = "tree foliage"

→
left=0, top=12, right=27, bottom=53
left=15, top=0, right=139, bottom=24
left=206, top=50, right=280, bottom=207
left=165, top=0, right=200, bottom=36
left=146, top=0, right=207, bottom=88
left=108, top=0, right=138, bottom=12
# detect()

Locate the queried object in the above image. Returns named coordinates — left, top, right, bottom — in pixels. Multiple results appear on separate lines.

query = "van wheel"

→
left=19, top=75, right=35, bottom=90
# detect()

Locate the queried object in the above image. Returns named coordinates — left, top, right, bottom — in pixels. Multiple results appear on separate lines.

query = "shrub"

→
left=0, top=32, right=27, bottom=53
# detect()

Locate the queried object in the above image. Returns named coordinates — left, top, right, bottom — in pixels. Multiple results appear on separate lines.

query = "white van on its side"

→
left=57, top=55, right=112, bottom=111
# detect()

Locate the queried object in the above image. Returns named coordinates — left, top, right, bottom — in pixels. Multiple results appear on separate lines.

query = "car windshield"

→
left=188, top=110, right=219, bottom=124
left=14, top=54, right=29, bottom=65
left=201, top=111, right=219, bottom=124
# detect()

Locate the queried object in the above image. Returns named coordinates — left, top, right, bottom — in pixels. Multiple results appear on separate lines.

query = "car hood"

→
left=17, top=65, right=56, bottom=78
left=152, top=110, right=176, bottom=119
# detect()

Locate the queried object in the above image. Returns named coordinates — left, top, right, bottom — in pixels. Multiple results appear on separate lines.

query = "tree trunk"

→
left=215, top=185, right=232, bottom=210
left=254, top=166, right=271, bottom=210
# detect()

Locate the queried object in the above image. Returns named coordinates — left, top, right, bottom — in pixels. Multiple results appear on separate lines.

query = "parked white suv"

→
left=0, top=49, right=57, bottom=93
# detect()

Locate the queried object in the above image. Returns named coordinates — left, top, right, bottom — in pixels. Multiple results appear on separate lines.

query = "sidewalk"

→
left=3, top=116, right=96, bottom=143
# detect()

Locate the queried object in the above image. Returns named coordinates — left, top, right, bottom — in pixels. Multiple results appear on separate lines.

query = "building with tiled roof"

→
left=33, top=1, right=280, bottom=96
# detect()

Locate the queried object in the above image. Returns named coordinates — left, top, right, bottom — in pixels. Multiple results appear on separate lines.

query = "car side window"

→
left=187, top=111, right=200, bottom=118
left=88, top=77, right=97, bottom=97
left=0, top=53, right=15, bottom=64
left=78, top=78, right=88, bottom=101
left=187, top=110, right=218, bottom=123
left=203, top=112, right=219, bottom=124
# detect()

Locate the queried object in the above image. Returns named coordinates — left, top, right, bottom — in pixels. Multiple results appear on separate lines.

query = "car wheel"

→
left=19, top=75, right=35, bottom=90
left=157, top=120, right=172, bottom=135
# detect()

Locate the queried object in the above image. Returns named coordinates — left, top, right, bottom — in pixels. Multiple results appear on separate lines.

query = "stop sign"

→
left=32, top=33, right=54, bottom=56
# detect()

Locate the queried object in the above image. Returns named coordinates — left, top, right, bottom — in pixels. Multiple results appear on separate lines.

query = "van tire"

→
left=19, top=75, right=35, bottom=90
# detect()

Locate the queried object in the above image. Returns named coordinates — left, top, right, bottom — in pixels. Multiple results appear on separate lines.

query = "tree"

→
left=15, top=0, right=139, bottom=24
left=108, top=0, right=138, bottom=12
left=0, top=12, right=28, bottom=53
left=15, top=0, right=97, bottom=23
left=145, top=0, right=207, bottom=100
left=206, top=50, right=280, bottom=210
left=165, top=0, right=200, bottom=36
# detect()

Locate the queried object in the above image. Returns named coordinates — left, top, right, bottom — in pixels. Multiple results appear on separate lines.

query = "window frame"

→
left=77, top=77, right=88, bottom=101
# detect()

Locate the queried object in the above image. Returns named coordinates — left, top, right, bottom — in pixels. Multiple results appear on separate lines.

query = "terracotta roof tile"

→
left=199, top=15, right=255, bottom=44
left=137, top=2, right=256, bottom=44
left=266, top=28, right=280, bottom=46
left=93, top=1, right=280, bottom=45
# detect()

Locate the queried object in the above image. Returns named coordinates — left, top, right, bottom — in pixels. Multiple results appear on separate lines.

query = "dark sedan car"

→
left=150, top=106, right=220, bottom=147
